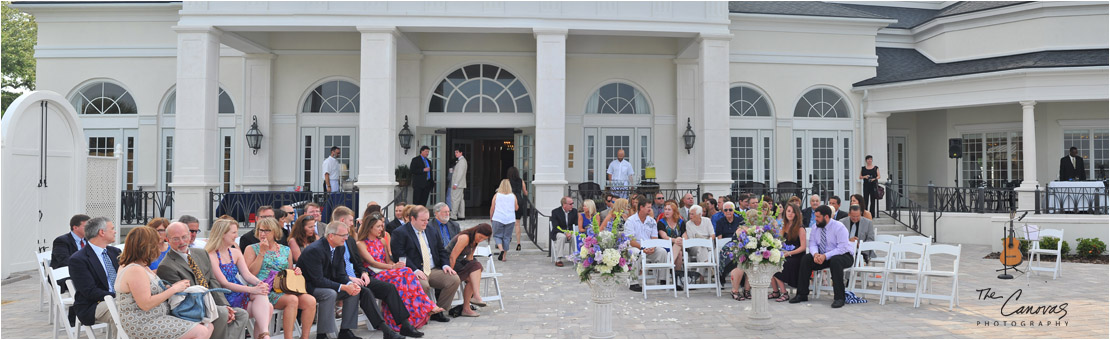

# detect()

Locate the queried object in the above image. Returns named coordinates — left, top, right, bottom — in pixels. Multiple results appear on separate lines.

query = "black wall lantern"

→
left=245, top=115, right=263, bottom=155
left=398, top=115, right=414, bottom=154
left=682, top=117, right=696, bottom=154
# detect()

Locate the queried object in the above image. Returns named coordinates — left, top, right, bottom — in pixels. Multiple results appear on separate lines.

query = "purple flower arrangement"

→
left=559, top=211, right=639, bottom=282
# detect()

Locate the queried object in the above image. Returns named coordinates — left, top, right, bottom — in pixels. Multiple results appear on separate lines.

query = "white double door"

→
left=300, top=127, right=357, bottom=192
left=730, top=129, right=773, bottom=185
left=585, top=127, right=652, bottom=185
left=795, top=130, right=853, bottom=200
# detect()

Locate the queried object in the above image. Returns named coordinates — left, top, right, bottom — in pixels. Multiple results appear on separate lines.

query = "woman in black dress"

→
left=770, top=203, right=806, bottom=302
left=860, top=155, right=881, bottom=218
left=507, top=167, right=528, bottom=251
left=447, top=223, right=493, bottom=316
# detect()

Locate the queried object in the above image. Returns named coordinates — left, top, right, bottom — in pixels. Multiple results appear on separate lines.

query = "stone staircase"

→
left=872, top=214, right=924, bottom=237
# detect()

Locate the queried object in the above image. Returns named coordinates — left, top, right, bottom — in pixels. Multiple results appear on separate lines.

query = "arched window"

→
left=302, top=80, right=360, bottom=113
left=585, top=82, right=650, bottom=114
left=429, top=64, right=532, bottom=113
left=729, top=85, right=771, bottom=117
left=793, top=88, right=850, bottom=118
left=161, top=87, right=235, bottom=114
left=70, top=81, right=137, bottom=114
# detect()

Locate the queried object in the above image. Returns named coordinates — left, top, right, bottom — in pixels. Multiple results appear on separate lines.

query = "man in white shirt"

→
left=606, top=148, right=634, bottom=198
left=624, top=199, right=665, bottom=292
left=322, top=146, right=341, bottom=192
left=449, top=148, right=468, bottom=220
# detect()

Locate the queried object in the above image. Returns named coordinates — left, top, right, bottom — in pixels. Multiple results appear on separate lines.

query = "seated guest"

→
left=599, top=197, right=631, bottom=231
left=177, top=215, right=204, bottom=248
left=52, top=214, right=92, bottom=293
left=679, top=193, right=695, bottom=221
left=683, top=205, right=714, bottom=264
left=239, top=206, right=276, bottom=250
left=828, top=196, right=848, bottom=221
left=300, top=221, right=418, bottom=339
left=446, top=224, right=493, bottom=317
left=771, top=204, right=806, bottom=302
left=145, top=218, right=172, bottom=270
left=207, top=219, right=274, bottom=338
left=787, top=196, right=802, bottom=207
left=356, top=213, right=442, bottom=330
left=651, top=193, right=666, bottom=217
left=849, top=194, right=873, bottom=220
left=391, top=205, right=462, bottom=323
left=720, top=223, right=751, bottom=301
left=791, top=205, right=854, bottom=308
left=657, top=201, right=686, bottom=274
left=278, top=205, right=296, bottom=244
left=700, top=202, right=717, bottom=222
left=550, top=196, right=579, bottom=267
left=712, top=202, right=742, bottom=238
left=624, top=199, right=665, bottom=292
left=66, top=217, right=119, bottom=328
left=288, top=215, right=318, bottom=263
left=116, top=226, right=214, bottom=339
left=579, top=199, right=597, bottom=229
left=734, top=193, right=750, bottom=213
left=839, top=205, right=875, bottom=262
left=385, top=202, right=407, bottom=235
left=158, top=222, right=249, bottom=339
left=430, top=203, right=461, bottom=249
left=598, top=192, right=617, bottom=218
left=801, top=195, right=821, bottom=228
left=243, top=217, right=317, bottom=339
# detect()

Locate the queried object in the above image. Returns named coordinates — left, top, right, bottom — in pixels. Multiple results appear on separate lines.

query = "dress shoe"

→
left=430, top=312, right=451, bottom=322
left=831, top=299, right=845, bottom=308
left=399, top=324, right=425, bottom=338
left=317, top=333, right=330, bottom=339
left=629, top=284, right=642, bottom=292
left=337, top=329, right=362, bottom=339
left=788, top=295, right=809, bottom=304
left=555, top=260, right=564, bottom=267
left=381, top=328, right=405, bottom=339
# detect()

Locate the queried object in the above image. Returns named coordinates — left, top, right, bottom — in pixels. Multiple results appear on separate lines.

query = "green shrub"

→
left=1075, top=238, right=1107, bottom=258
left=1039, top=236, right=1070, bottom=255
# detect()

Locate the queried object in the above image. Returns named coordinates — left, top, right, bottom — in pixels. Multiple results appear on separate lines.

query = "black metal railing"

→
left=566, top=183, right=700, bottom=207
left=522, top=193, right=546, bottom=253
left=882, top=182, right=927, bottom=240
left=1041, top=184, right=1108, bottom=215
left=120, top=190, right=174, bottom=225
left=208, top=190, right=358, bottom=228
left=730, top=181, right=831, bottom=206
left=927, top=184, right=1017, bottom=213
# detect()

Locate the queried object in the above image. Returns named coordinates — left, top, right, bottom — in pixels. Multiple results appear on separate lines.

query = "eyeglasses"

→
left=258, top=229, right=272, bottom=233
left=189, top=230, right=200, bottom=234
left=169, top=236, right=189, bottom=243
left=332, top=233, right=349, bottom=239
left=655, top=197, right=664, bottom=200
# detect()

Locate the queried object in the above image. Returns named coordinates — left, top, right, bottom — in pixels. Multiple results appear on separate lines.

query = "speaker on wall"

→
left=949, top=138, right=963, bottom=159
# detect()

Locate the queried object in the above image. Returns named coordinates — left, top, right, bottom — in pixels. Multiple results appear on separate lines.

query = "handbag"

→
left=163, top=282, right=230, bottom=324
left=873, top=185, right=885, bottom=200
left=271, top=269, right=307, bottom=295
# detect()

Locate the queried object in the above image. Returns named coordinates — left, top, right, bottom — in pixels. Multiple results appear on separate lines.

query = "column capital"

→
left=532, top=27, right=569, bottom=37
left=356, top=26, right=399, bottom=35
left=864, top=111, right=891, bottom=119
left=172, top=25, right=223, bottom=36
left=1019, top=100, right=1037, bottom=108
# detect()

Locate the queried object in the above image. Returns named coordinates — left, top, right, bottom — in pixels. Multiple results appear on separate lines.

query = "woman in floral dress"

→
left=355, top=213, right=442, bottom=331
left=244, top=218, right=317, bottom=339
left=116, top=226, right=212, bottom=339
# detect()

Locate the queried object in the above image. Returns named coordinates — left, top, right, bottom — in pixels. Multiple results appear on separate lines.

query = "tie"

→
left=80, top=240, right=87, bottom=250
left=187, top=255, right=209, bottom=288
left=1072, top=156, right=1076, bottom=168
left=101, top=250, right=117, bottom=293
left=343, top=246, right=356, bottom=278
left=819, top=228, right=828, bottom=254
left=417, top=231, right=433, bottom=273
left=422, top=157, right=431, bottom=180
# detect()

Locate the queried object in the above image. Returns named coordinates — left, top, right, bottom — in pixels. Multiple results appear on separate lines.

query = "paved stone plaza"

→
left=4, top=239, right=1107, bottom=339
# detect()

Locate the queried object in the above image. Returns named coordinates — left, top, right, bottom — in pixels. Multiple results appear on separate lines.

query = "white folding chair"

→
left=893, top=235, right=930, bottom=287
left=881, top=243, right=926, bottom=307
left=812, top=246, right=857, bottom=300
left=50, top=267, right=76, bottom=339
left=919, top=244, right=961, bottom=310
left=847, top=241, right=891, bottom=299
left=550, top=222, right=579, bottom=263
left=474, top=245, right=505, bottom=310
left=639, top=239, right=677, bottom=299
left=1027, top=229, right=1063, bottom=280
left=64, top=280, right=111, bottom=339
left=681, top=238, right=719, bottom=297
left=37, top=251, right=54, bottom=313
left=875, top=235, right=901, bottom=244
left=103, top=295, right=128, bottom=339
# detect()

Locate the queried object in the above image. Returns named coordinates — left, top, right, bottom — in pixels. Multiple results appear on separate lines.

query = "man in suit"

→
left=390, top=205, right=460, bottom=321
left=801, top=194, right=822, bottom=228
left=679, top=193, right=695, bottom=221
left=1060, top=146, right=1087, bottom=181
left=549, top=196, right=579, bottom=267
left=410, top=146, right=434, bottom=206
left=449, top=148, right=467, bottom=220
left=828, top=196, right=849, bottom=221
left=385, top=203, right=406, bottom=235
left=51, top=214, right=91, bottom=293
left=430, top=203, right=461, bottom=249
left=839, top=205, right=875, bottom=262
left=67, top=217, right=119, bottom=327
left=298, top=220, right=420, bottom=339
left=238, top=205, right=274, bottom=250
left=158, top=222, right=248, bottom=339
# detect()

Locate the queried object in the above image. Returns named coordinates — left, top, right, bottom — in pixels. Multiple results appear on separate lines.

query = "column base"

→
left=532, top=180, right=568, bottom=248
left=698, top=179, right=733, bottom=198
left=355, top=181, right=399, bottom=209
left=169, top=183, right=218, bottom=232
left=1015, top=183, right=1040, bottom=211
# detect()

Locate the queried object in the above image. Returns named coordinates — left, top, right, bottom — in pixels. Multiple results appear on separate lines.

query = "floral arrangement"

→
left=559, top=212, right=639, bottom=282
left=721, top=198, right=796, bottom=269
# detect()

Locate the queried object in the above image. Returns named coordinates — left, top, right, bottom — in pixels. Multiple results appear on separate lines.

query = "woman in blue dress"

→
left=208, top=219, right=274, bottom=339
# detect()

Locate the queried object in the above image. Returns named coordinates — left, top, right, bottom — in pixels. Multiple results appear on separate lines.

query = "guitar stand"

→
left=996, top=266, right=1024, bottom=280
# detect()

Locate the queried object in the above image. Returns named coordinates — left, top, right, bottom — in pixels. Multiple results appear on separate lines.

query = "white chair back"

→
left=855, top=241, right=891, bottom=268
left=36, top=251, right=53, bottom=313
left=900, top=235, right=931, bottom=245
left=876, top=235, right=901, bottom=244
left=919, top=244, right=962, bottom=310
left=889, top=243, right=926, bottom=270
left=682, top=238, right=714, bottom=259
left=104, top=295, right=129, bottom=339
left=1036, top=229, right=1064, bottom=245
left=640, top=239, right=673, bottom=253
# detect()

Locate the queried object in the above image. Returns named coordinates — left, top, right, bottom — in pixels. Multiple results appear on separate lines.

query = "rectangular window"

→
left=637, top=129, right=651, bottom=180
left=1064, top=128, right=1110, bottom=180
left=125, top=137, right=135, bottom=190
left=763, top=134, right=772, bottom=187
left=302, top=135, right=313, bottom=190
left=962, top=131, right=1022, bottom=187
left=1095, top=130, right=1109, bottom=180
left=586, top=134, right=596, bottom=182
left=322, top=135, right=353, bottom=182
left=843, top=136, right=851, bottom=199
left=222, top=135, right=232, bottom=192
left=88, top=137, right=115, bottom=157
left=164, top=135, right=173, bottom=190
left=961, top=133, right=983, bottom=187
left=795, top=137, right=803, bottom=185
left=730, top=136, right=754, bottom=182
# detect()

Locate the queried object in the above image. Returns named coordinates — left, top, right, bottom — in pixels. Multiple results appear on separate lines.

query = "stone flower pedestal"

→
left=586, top=274, right=626, bottom=338
left=745, top=262, right=781, bottom=330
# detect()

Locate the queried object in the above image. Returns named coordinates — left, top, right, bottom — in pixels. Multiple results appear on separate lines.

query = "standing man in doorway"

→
left=606, top=148, right=634, bottom=198
left=411, top=145, right=434, bottom=206
left=323, top=146, right=342, bottom=192
left=450, top=148, right=468, bottom=220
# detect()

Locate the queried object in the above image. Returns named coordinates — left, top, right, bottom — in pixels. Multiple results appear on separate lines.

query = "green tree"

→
left=2, top=1, right=37, bottom=114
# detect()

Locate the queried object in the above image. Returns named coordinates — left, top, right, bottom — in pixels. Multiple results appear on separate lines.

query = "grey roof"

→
left=935, top=1, right=1029, bottom=18
left=836, top=4, right=940, bottom=29
left=728, top=1, right=890, bottom=20
left=854, top=48, right=1110, bottom=87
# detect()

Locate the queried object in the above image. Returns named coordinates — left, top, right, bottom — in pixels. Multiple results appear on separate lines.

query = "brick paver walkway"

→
left=4, top=242, right=1106, bottom=338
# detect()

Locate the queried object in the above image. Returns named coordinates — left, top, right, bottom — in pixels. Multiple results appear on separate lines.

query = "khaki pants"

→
left=450, top=188, right=465, bottom=219
left=418, top=269, right=461, bottom=310
left=94, top=302, right=113, bottom=324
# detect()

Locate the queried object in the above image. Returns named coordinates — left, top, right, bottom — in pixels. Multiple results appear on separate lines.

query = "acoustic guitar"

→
left=999, top=211, right=1024, bottom=267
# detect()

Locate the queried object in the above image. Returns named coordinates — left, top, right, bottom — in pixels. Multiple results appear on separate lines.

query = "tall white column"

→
left=696, top=35, right=732, bottom=196
left=533, top=28, right=568, bottom=247
left=674, top=59, right=698, bottom=189
left=865, top=111, right=890, bottom=209
left=172, top=26, right=221, bottom=228
left=239, top=54, right=274, bottom=190
left=1017, top=101, right=1039, bottom=211
left=355, top=27, right=399, bottom=207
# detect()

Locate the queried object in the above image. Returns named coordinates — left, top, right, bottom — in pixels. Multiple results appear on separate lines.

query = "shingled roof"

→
left=728, top=1, right=890, bottom=20
left=854, top=48, right=1110, bottom=87
left=734, top=2, right=1032, bottom=29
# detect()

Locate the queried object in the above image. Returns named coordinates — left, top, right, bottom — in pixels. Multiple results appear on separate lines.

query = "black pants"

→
left=413, top=185, right=430, bottom=206
left=345, top=279, right=411, bottom=330
left=796, top=253, right=854, bottom=301
left=862, top=183, right=878, bottom=217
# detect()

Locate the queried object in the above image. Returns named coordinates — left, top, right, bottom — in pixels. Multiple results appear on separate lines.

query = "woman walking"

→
left=490, top=179, right=518, bottom=261
left=507, top=167, right=528, bottom=251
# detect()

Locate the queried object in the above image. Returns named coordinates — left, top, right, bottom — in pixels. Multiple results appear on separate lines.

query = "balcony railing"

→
left=120, top=190, right=174, bottom=225
left=927, top=184, right=1017, bottom=213
left=208, top=190, right=358, bottom=228
left=566, top=182, right=700, bottom=206
left=1040, top=184, right=1108, bottom=215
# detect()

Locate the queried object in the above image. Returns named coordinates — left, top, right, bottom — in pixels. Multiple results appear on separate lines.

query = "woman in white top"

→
left=682, top=205, right=715, bottom=263
left=489, top=179, right=518, bottom=261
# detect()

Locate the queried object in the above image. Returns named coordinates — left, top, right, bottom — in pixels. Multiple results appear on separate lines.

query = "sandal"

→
left=516, top=244, right=522, bottom=251
left=731, top=291, right=742, bottom=301
left=740, top=290, right=751, bottom=301
left=255, top=332, right=270, bottom=339
left=776, top=291, right=791, bottom=302
left=768, top=291, right=781, bottom=299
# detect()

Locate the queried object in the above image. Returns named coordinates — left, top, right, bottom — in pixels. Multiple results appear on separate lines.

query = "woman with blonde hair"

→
left=288, top=214, right=318, bottom=262
left=490, top=179, right=518, bottom=261
left=116, top=226, right=213, bottom=339
left=579, top=199, right=597, bottom=231
left=244, top=218, right=317, bottom=339
left=600, top=198, right=630, bottom=231
left=207, top=219, right=274, bottom=339
left=145, top=217, right=171, bottom=269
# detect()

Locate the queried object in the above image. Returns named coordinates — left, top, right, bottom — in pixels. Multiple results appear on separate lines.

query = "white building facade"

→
left=10, top=1, right=1109, bottom=262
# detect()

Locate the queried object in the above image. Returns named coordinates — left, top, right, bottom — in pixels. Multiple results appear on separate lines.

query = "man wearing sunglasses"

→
left=651, top=194, right=666, bottom=217
left=178, top=215, right=204, bottom=248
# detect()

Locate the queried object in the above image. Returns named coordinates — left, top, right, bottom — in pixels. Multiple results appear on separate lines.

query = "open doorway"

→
left=445, top=128, right=515, bottom=218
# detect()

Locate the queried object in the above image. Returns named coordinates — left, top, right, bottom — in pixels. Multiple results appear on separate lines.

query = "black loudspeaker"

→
left=949, top=138, right=963, bottom=159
